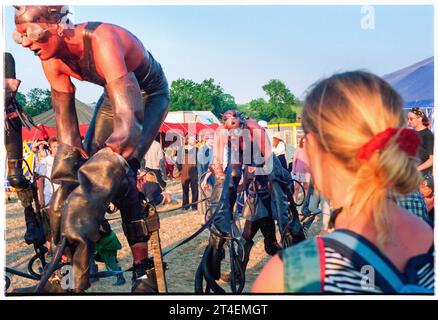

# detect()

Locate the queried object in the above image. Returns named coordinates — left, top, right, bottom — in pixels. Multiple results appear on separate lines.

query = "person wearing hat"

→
left=272, top=132, right=287, bottom=170
left=419, top=174, right=434, bottom=224
left=13, top=5, right=169, bottom=292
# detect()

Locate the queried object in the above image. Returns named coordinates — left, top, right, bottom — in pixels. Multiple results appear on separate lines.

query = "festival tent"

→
left=24, top=109, right=219, bottom=140
left=164, top=111, right=220, bottom=125
left=383, top=56, right=434, bottom=130
left=383, top=56, right=434, bottom=108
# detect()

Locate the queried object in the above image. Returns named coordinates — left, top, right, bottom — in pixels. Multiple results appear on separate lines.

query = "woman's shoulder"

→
left=393, top=205, right=434, bottom=253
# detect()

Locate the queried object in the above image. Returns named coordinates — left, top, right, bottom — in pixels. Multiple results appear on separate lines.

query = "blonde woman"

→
left=140, top=172, right=172, bottom=206
left=252, top=71, right=434, bottom=293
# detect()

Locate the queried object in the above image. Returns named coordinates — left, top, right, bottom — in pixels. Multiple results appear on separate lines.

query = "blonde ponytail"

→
left=302, top=71, right=422, bottom=248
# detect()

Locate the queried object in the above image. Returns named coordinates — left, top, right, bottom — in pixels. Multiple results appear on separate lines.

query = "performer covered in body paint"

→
left=4, top=52, right=46, bottom=248
left=197, top=110, right=304, bottom=292
left=13, top=5, right=169, bottom=292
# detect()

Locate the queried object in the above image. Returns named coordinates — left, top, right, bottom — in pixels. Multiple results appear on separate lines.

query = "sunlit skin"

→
left=15, top=18, right=157, bottom=265
left=213, top=116, right=272, bottom=175
left=407, top=111, right=424, bottom=131
left=252, top=132, right=433, bottom=293
left=15, top=20, right=148, bottom=156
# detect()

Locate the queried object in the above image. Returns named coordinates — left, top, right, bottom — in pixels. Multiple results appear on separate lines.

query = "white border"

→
left=1, top=0, right=436, bottom=301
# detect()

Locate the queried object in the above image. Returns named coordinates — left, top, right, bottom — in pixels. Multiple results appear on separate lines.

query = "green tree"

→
left=236, top=103, right=258, bottom=119
left=248, top=80, right=301, bottom=123
left=248, top=98, right=274, bottom=121
left=23, top=88, right=52, bottom=117
left=262, top=79, right=300, bottom=122
left=169, top=78, right=237, bottom=117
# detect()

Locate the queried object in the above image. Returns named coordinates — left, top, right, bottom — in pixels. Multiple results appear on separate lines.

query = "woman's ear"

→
left=304, top=133, right=326, bottom=194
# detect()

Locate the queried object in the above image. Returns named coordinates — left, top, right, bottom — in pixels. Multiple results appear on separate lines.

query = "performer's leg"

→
left=181, top=174, right=190, bottom=207
left=190, top=173, right=199, bottom=210
left=259, top=216, right=281, bottom=255
left=239, top=220, right=257, bottom=273
left=206, top=166, right=241, bottom=280
left=61, top=89, right=168, bottom=292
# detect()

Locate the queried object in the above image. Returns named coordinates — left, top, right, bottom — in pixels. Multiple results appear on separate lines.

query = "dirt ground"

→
left=5, top=180, right=321, bottom=294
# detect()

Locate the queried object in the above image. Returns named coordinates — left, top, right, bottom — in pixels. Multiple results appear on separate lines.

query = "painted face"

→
left=222, top=111, right=241, bottom=129
left=14, top=23, right=60, bottom=60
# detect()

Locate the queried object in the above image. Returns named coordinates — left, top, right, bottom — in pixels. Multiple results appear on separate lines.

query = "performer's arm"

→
left=42, top=60, right=83, bottom=151
left=93, top=27, right=145, bottom=160
left=212, top=125, right=227, bottom=176
left=42, top=60, right=86, bottom=184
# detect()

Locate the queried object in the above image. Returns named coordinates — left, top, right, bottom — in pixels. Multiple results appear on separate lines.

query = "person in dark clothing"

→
left=140, top=171, right=172, bottom=206
left=239, top=165, right=281, bottom=274
left=177, top=134, right=198, bottom=210
left=407, top=107, right=434, bottom=176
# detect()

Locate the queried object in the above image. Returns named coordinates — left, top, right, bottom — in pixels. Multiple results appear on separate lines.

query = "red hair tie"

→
left=356, top=128, right=420, bottom=161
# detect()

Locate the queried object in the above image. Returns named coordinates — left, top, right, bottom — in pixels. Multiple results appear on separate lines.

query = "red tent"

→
left=22, top=122, right=218, bottom=141
left=22, top=124, right=89, bottom=141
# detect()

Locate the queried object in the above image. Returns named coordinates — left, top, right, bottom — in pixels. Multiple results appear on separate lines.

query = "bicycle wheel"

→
left=292, top=179, right=306, bottom=207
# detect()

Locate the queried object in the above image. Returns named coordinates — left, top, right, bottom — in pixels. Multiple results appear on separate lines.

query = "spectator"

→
left=253, top=71, right=433, bottom=294
left=258, top=120, right=272, bottom=144
left=143, top=136, right=167, bottom=189
left=392, top=190, right=429, bottom=223
left=300, top=179, right=331, bottom=232
left=90, top=220, right=126, bottom=286
left=35, top=137, right=59, bottom=256
left=197, top=134, right=215, bottom=215
left=140, top=171, right=173, bottom=206
left=36, top=137, right=59, bottom=208
left=272, top=132, right=287, bottom=170
left=31, top=139, right=50, bottom=168
left=291, top=137, right=310, bottom=203
left=177, top=134, right=199, bottom=211
left=164, top=147, right=177, bottom=180
left=197, top=134, right=214, bottom=186
left=407, top=107, right=434, bottom=176
left=419, top=174, right=434, bottom=225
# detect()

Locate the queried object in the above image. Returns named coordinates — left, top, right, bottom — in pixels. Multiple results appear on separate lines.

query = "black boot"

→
left=239, top=239, right=254, bottom=272
left=23, top=206, right=45, bottom=245
left=264, top=239, right=281, bottom=256
left=132, top=259, right=158, bottom=293
left=259, top=217, right=281, bottom=255
left=206, top=230, right=226, bottom=281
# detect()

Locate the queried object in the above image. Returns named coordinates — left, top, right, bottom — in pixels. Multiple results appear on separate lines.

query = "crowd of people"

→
left=5, top=5, right=434, bottom=294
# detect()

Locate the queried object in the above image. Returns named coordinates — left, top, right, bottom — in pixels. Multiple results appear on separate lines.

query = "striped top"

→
left=282, top=231, right=434, bottom=294
left=323, top=246, right=434, bottom=293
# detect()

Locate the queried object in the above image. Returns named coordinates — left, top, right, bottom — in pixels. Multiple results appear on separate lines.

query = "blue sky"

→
left=3, top=5, right=434, bottom=105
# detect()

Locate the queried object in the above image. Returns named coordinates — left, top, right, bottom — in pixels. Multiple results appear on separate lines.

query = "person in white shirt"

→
left=273, top=132, right=287, bottom=169
left=143, top=136, right=166, bottom=189
left=36, top=138, right=59, bottom=207
left=36, top=137, right=59, bottom=255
